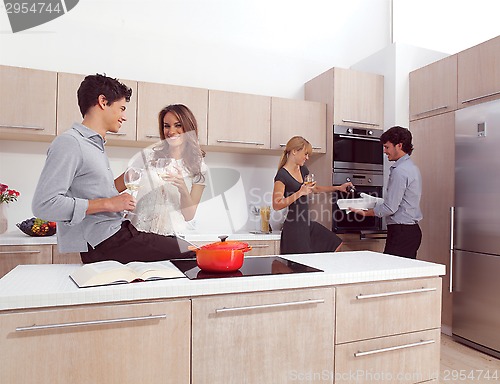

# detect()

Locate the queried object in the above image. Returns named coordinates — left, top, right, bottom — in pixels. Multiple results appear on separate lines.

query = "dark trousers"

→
left=80, top=221, right=195, bottom=264
left=384, top=223, right=422, bottom=259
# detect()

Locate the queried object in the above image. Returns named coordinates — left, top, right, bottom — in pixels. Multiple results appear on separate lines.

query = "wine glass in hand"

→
left=155, top=158, right=175, bottom=181
left=304, top=173, right=315, bottom=202
left=123, top=166, right=143, bottom=217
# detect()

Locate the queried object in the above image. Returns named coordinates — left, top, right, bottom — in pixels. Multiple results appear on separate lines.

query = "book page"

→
left=70, top=261, right=136, bottom=288
left=127, top=261, right=185, bottom=280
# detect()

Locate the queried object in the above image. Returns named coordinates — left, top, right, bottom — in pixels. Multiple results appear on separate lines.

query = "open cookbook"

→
left=69, top=260, right=185, bottom=288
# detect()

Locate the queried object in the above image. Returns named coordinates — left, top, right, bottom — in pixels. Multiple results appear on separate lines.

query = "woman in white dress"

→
left=117, top=104, right=207, bottom=236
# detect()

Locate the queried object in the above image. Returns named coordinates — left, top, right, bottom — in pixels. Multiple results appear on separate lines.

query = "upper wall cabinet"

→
left=458, top=35, right=500, bottom=108
left=333, top=67, right=384, bottom=129
left=137, top=82, right=208, bottom=146
left=270, top=97, right=326, bottom=153
left=409, top=55, right=458, bottom=121
left=57, top=72, right=138, bottom=146
left=208, top=90, right=271, bottom=150
left=0, top=65, right=57, bottom=141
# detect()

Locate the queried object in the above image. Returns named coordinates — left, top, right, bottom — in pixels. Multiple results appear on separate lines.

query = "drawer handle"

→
left=145, top=134, right=161, bottom=139
left=107, top=131, right=127, bottom=136
left=249, top=245, right=270, bottom=249
left=0, top=250, right=41, bottom=255
left=15, top=314, right=167, bottom=332
left=354, top=339, right=435, bottom=357
left=356, top=287, right=436, bottom=300
left=216, top=139, right=265, bottom=146
left=215, top=299, right=325, bottom=314
left=462, top=90, right=500, bottom=104
left=414, top=105, right=448, bottom=116
left=0, top=124, right=45, bottom=130
left=341, top=119, right=380, bottom=127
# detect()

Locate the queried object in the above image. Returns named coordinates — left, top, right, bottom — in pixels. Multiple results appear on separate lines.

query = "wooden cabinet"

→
left=335, top=278, right=442, bottom=383
left=0, top=65, right=57, bottom=141
left=137, top=82, right=208, bottom=145
left=458, top=35, right=500, bottom=107
left=271, top=97, right=326, bottom=153
left=245, top=239, right=278, bottom=256
left=0, top=300, right=190, bottom=384
left=338, top=233, right=385, bottom=253
left=208, top=90, right=271, bottom=150
left=410, top=112, right=454, bottom=328
left=409, top=54, right=458, bottom=120
left=192, top=287, right=334, bottom=383
left=0, top=245, right=52, bottom=278
left=57, top=72, right=138, bottom=146
left=332, top=67, right=384, bottom=129
left=52, top=245, right=81, bottom=264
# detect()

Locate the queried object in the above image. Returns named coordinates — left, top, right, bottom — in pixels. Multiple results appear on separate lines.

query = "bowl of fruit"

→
left=17, top=217, right=56, bottom=237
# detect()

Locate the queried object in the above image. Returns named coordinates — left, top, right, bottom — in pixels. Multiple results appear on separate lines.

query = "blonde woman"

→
left=272, top=136, right=353, bottom=254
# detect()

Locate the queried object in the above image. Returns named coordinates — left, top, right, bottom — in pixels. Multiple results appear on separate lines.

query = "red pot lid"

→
left=200, top=240, right=249, bottom=251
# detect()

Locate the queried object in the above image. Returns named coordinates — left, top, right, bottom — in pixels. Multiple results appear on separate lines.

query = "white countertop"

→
left=0, top=230, right=281, bottom=246
left=0, top=251, right=445, bottom=312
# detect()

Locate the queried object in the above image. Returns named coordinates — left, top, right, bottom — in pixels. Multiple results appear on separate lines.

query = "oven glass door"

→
left=332, top=186, right=383, bottom=233
left=333, top=134, right=383, bottom=169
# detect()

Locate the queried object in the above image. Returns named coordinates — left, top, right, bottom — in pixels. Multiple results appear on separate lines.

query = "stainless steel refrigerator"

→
left=452, top=98, right=500, bottom=358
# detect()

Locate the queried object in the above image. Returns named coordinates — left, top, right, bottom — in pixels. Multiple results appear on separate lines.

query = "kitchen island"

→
left=0, top=251, right=444, bottom=383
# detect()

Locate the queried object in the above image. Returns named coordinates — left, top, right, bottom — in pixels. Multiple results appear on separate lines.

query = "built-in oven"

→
left=333, top=125, right=383, bottom=172
left=332, top=170, right=383, bottom=233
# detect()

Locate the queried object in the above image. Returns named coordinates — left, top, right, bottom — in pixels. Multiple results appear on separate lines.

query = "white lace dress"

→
left=131, top=155, right=207, bottom=236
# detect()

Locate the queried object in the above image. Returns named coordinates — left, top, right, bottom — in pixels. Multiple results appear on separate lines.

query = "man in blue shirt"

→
left=349, top=126, right=423, bottom=259
left=32, top=74, right=194, bottom=263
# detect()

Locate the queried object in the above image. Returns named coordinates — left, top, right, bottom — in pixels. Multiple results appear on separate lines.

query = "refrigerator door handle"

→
left=449, top=206, right=455, bottom=293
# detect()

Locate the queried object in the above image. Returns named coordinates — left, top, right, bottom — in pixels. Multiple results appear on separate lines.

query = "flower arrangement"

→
left=0, top=183, right=20, bottom=204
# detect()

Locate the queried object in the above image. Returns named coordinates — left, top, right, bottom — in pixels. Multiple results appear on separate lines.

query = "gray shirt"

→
left=32, top=123, right=124, bottom=253
left=373, top=154, right=423, bottom=225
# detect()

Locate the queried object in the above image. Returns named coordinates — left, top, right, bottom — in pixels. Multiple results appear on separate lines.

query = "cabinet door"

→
left=208, top=90, right=271, bottom=150
left=52, top=245, right=81, bottom=264
left=271, top=97, right=326, bottom=153
left=0, top=245, right=52, bottom=278
left=410, top=113, right=454, bottom=328
left=335, top=329, right=440, bottom=383
left=0, top=65, right=56, bottom=140
left=335, top=277, right=441, bottom=344
left=245, top=239, right=278, bottom=256
left=57, top=72, right=138, bottom=145
left=0, top=300, right=190, bottom=384
left=338, top=234, right=385, bottom=253
left=333, top=68, right=384, bottom=129
left=458, top=35, right=500, bottom=107
left=192, top=288, right=334, bottom=383
left=137, top=82, right=208, bottom=145
left=410, top=55, right=458, bottom=120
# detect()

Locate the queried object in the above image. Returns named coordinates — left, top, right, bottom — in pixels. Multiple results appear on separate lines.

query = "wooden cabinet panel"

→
left=0, top=65, right=57, bottom=141
left=0, top=245, right=52, bottom=278
left=137, top=82, right=208, bottom=145
left=57, top=72, right=138, bottom=145
left=338, top=234, right=385, bottom=253
left=410, top=54, right=458, bottom=120
left=208, top=90, right=271, bottom=150
left=52, top=245, right=81, bottom=264
left=245, top=239, right=278, bottom=256
left=335, top=277, right=441, bottom=344
left=192, top=288, right=334, bottom=383
left=271, top=97, right=326, bottom=153
left=0, top=300, right=190, bottom=384
left=335, top=328, right=440, bottom=383
left=458, top=35, right=500, bottom=107
left=333, top=67, right=384, bottom=129
left=410, top=113, right=455, bottom=328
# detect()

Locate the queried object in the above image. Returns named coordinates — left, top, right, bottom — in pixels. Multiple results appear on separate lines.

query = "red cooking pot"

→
left=190, top=235, right=252, bottom=272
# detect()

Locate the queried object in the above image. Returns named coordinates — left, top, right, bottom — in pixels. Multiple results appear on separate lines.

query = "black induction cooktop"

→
left=170, top=256, right=322, bottom=280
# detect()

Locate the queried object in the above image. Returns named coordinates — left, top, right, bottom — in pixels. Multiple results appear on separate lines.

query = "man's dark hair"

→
left=77, top=74, right=132, bottom=117
left=380, top=126, right=414, bottom=155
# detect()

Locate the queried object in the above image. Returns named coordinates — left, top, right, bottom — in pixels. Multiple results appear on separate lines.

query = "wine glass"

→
left=304, top=173, right=315, bottom=203
left=155, top=158, right=176, bottom=181
left=123, top=166, right=143, bottom=217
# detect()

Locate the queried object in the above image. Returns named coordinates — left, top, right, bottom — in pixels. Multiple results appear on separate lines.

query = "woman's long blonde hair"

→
left=277, top=136, right=313, bottom=169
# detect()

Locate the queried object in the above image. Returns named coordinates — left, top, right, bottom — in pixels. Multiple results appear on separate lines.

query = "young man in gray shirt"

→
left=32, top=74, right=194, bottom=263
left=349, top=126, right=423, bottom=259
